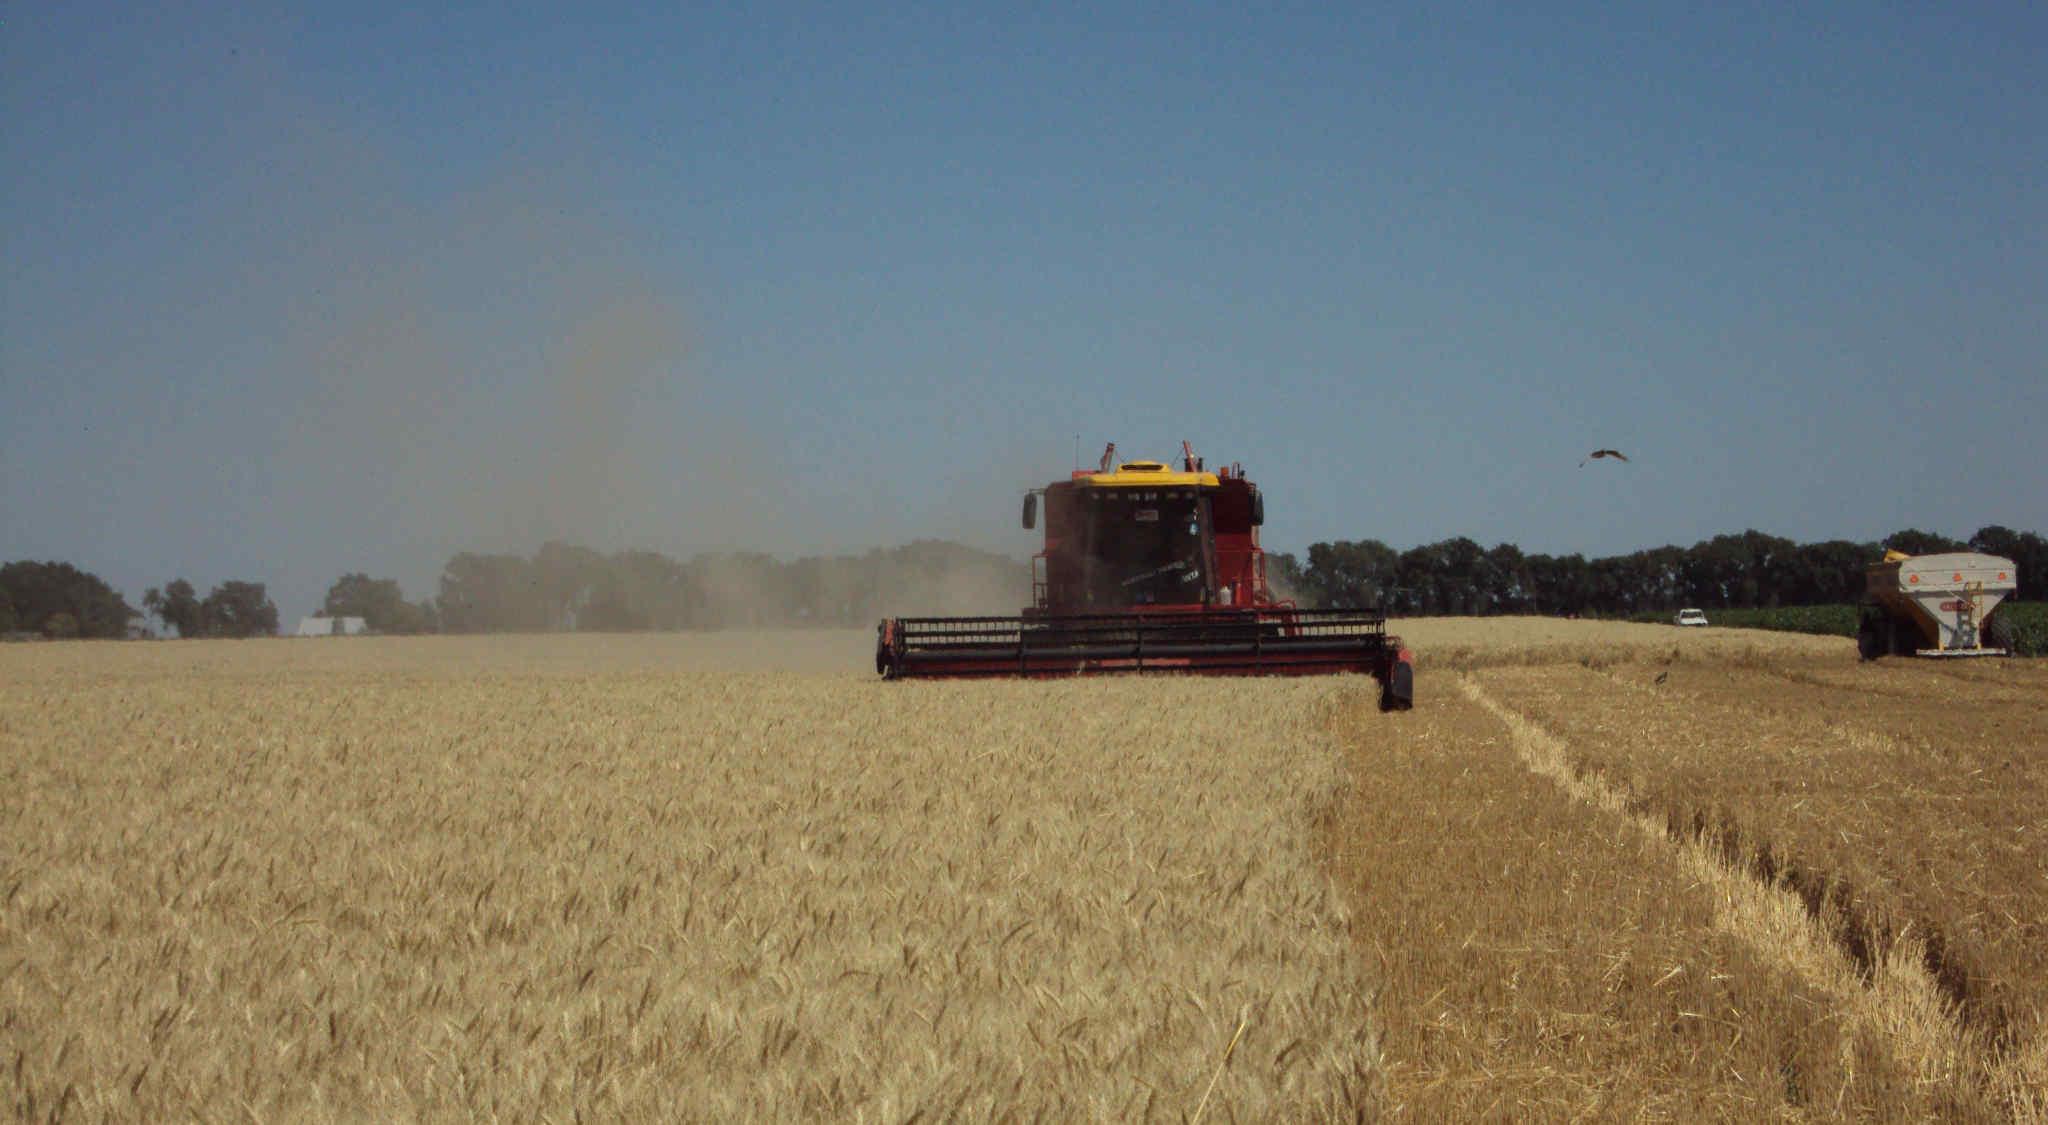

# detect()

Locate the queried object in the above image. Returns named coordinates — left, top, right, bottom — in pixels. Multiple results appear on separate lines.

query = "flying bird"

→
left=1580, top=449, right=1630, bottom=467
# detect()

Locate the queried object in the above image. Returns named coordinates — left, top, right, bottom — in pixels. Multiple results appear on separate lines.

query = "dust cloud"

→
left=871, top=557, right=1025, bottom=618
left=204, top=47, right=1040, bottom=621
left=237, top=114, right=823, bottom=614
left=265, top=169, right=768, bottom=575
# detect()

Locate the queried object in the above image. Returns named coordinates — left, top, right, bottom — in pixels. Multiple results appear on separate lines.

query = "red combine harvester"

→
left=876, top=442, right=1415, bottom=710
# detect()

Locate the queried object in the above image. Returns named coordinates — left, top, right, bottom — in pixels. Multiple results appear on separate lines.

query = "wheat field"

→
left=5, top=620, right=2044, bottom=1121
left=2, top=635, right=1378, bottom=1120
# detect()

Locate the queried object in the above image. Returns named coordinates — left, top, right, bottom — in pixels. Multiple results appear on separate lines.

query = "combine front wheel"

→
left=875, top=621, right=903, bottom=679
left=1379, top=654, right=1414, bottom=712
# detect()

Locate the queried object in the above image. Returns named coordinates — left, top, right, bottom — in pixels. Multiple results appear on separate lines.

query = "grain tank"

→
left=1857, top=550, right=2018, bottom=659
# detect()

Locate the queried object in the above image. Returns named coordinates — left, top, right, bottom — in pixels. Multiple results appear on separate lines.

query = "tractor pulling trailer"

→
left=876, top=444, right=1415, bottom=710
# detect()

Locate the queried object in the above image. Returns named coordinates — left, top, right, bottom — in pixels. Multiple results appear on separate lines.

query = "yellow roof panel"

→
left=1080, top=461, right=1219, bottom=488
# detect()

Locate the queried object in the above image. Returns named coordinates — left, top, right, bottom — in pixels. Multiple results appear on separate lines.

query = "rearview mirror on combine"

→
left=1022, top=492, right=1037, bottom=530
left=1251, top=491, right=1264, bottom=527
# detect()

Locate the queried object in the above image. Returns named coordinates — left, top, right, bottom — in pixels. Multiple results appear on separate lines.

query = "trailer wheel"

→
left=1856, top=608, right=1887, bottom=662
left=1986, top=612, right=2015, bottom=655
left=1889, top=616, right=1920, bottom=657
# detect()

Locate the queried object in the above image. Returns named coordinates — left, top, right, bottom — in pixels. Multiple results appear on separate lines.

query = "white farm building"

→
left=295, top=616, right=368, bottom=637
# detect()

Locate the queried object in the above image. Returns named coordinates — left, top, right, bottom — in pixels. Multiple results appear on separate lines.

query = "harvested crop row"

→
left=1599, top=650, right=2048, bottom=746
left=1395, top=616, right=1842, bottom=673
left=1323, top=681, right=1957, bottom=1118
left=1475, top=658, right=2048, bottom=1112
left=1, top=643, right=1380, bottom=1121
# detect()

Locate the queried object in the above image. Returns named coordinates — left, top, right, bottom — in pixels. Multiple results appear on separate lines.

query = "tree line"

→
left=1, top=542, right=1029, bottom=639
left=284, top=541, right=1032, bottom=633
left=415, top=526, right=2042, bottom=633
left=1275, top=526, right=2047, bottom=616
left=0, top=563, right=279, bottom=639
left=424, top=540, right=1027, bottom=632
left=4, top=525, right=2041, bottom=639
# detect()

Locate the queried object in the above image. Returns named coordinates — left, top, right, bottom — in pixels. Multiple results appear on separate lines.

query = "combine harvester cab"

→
left=1857, top=550, right=2018, bottom=659
left=876, top=443, right=1415, bottom=710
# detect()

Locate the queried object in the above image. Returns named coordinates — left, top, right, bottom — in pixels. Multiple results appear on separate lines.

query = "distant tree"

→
left=1485, top=543, right=1531, bottom=612
left=200, top=581, right=279, bottom=637
left=581, top=549, right=693, bottom=630
left=533, top=541, right=607, bottom=629
left=1304, top=539, right=1399, bottom=610
left=389, top=599, right=432, bottom=633
left=780, top=555, right=839, bottom=625
left=0, top=560, right=138, bottom=638
left=42, top=612, right=79, bottom=639
left=686, top=551, right=792, bottom=627
left=1547, top=553, right=1584, bottom=614
left=1589, top=554, right=1635, bottom=615
left=1883, top=528, right=1967, bottom=557
left=1438, top=537, right=1494, bottom=614
left=1740, top=530, right=1798, bottom=607
left=1788, top=540, right=1878, bottom=605
left=0, top=586, right=14, bottom=634
left=437, top=553, right=547, bottom=632
left=1265, top=551, right=1311, bottom=605
left=1969, top=524, right=2023, bottom=560
left=1970, top=526, right=2047, bottom=601
left=322, top=572, right=432, bottom=633
left=1635, top=545, right=1688, bottom=611
left=1681, top=533, right=1744, bottom=607
left=142, top=578, right=204, bottom=637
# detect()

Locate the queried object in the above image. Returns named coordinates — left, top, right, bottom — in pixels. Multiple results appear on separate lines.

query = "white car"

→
left=1674, top=608, right=1709, bottom=627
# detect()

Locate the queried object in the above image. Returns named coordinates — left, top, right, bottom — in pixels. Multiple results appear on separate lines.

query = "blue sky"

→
left=4, top=2, right=2044, bottom=617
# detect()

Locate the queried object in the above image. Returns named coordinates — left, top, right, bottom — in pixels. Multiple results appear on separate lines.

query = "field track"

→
left=1361, top=620, right=2044, bottom=1118
left=4, top=620, right=2043, bottom=1119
